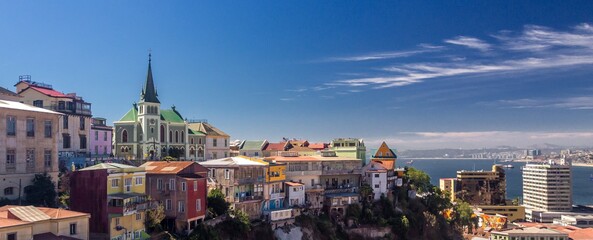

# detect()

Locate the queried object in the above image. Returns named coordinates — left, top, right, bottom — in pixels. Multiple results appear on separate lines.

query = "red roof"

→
left=264, top=142, right=288, bottom=151
left=29, top=86, right=70, bottom=98
left=308, top=143, right=326, bottom=150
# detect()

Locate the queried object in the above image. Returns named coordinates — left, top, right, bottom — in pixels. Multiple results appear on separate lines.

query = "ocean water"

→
left=396, top=159, right=593, bottom=205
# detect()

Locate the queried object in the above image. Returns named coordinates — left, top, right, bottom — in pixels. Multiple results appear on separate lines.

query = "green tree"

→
left=207, top=188, right=229, bottom=217
left=345, top=203, right=362, bottom=220
left=359, top=183, right=373, bottom=205
left=454, top=201, right=477, bottom=234
left=146, top=202, right=166, bottom=232
left=405, top=168, right=432, bottom=193
left=24, top=173, right=57, bottom=207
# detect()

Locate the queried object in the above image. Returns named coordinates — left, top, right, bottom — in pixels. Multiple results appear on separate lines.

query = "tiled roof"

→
left=493, top=227, right=567, bottom=235
left=161, top=109, right=184, bottom=123
left=33, top=233, right=81, bottom=240
left=118, top=107, right=138, bottom=122
left=141, top=161, right=206, bottom=174
left=269, top=155, right=360, bottom=162
left=372, top=142, right=397, bottom=159
left=308, top=143, right=326, bottom=150
left=241, top=140, right=267, bottom=151
left=37, top=207, right=89, bottom=219
left=0, top=205, right=89, bottom=229
left=200, top=157, right=267, bottom=167
left=264, top=142, right=288, bottom=151
left=570, top=228, right=593, bottom=240
left=188, top=122, right=229, bottom=137
left=288, top=146, right=315, bottom=152
left=371, top=160, right=395, bottom=170
left=28, top=85, right=70, bottom=98
left=0, top=100, right=62, bottom=115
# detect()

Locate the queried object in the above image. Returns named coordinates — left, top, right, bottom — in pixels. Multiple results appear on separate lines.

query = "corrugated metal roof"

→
left=9, top=206, right=51, bottom=222
left=0, top=100, right=62, bottom=115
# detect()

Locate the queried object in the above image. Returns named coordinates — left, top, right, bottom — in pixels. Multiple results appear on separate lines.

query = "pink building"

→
left=90, top=117, right=112, bottom=159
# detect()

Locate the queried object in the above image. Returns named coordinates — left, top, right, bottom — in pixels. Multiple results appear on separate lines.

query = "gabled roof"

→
left=118, top=106, right=138, bottom=122
left=79, top=163, right=144, bottom=173
left=0, top=205, right=88, bottom=229
left=200, top=157, right=267, bottom=167
left=240, top=140, right=268, bottom=151
left=372, top=142, right=397, bottom=159
left=288, top=146, right=315, bottom=152
left=264, top=142, right=288, bottom=151
left=289, top=140, right=309, bottom=147
left=188, top=128, right=206, bottom=136
left=161, top=109, right=184, bottom=123
left=188, top=122, right=229, bottom=137
left=27, top=85, right=70, bottom=98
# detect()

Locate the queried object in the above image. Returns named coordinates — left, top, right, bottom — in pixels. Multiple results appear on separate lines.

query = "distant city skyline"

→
left=2, top=1, right=593, bottom=150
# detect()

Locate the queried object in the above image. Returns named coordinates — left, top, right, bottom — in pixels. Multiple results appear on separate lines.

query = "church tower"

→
left=138, top=53, right=161, bottom=159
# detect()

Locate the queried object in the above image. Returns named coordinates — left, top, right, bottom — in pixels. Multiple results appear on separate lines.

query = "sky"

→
left=2, top=1, right=593, bottom=150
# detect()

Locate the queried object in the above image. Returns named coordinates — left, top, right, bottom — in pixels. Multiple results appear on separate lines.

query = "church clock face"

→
left=150, top=119, right=156, bottom=125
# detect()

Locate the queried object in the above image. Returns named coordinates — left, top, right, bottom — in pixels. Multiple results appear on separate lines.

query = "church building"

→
left=113, top=55, right=227, bottom=161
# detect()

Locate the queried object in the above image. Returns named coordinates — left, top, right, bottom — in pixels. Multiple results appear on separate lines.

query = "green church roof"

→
left=241, top=140, right=267, bottom=151
left=119, top=107, right=138, bottom=122
left=188, top=128, right=206, bottom=136
left=160, top=109, right=184, bottom=123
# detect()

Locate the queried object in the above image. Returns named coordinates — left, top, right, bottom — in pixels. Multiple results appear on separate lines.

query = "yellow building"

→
left=0, top=205, right=90, bottom=240
left=439, top=178, right=458, bottom=201
left=71, top=163, right=150, bottom=239
left=477, top=205, right=526, bottom=222
left=264, top=160, right=287, bottom=211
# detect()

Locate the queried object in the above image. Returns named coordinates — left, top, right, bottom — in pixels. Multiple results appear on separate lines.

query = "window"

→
left=95, top=130, right=98, bottom=140
left=44, top=120, right=51, bottom=138
left=181, top=131, right=184, bottom=143
left=135, top=177, right=143, bottom=185
left=224, top=169, right=230, bottom=179
left=196, top=199, right=202, bottom=211
left=165, top=199, right=172, bottom=210
left=103, top=146, right=107, bottom=154
left=157, top=179, right=163, bottom=190
left=175, top=131, right=179, bottom=143
left=6, top=149, right=16, bottom=172
left=169, top=179, right=176, bottom=191
left=80, top=135, right=87, bottom=149
left=169, top=131, right=172, bottom=143
left=26, top=118, right=35, bottom=137
left=193, top=180, right=198, bottom=191
left=115, top=217, right=120, bottom=226
left=224, top=139, right=228, bottom=147
left=374, top=174, right=379, bottom=178
left=122, top=130, right=128, bottom=143
left=4, top=187, right=14, bottom=195
left=7, top=116, right=16, bottom=136
left=213, top=152, right=217, bottom=159
left=160, top=125, right=165, bottom=143
left=213, top=139, right=217, bottom=147
left=124, top=178, right=132, bottom=192
left=181, top=182, right=186, bottom=191
left=33, top=100, right=43, bottom=107
left=7, top=233, right=16, bottom=240
left=58, top=101, right=65, bottom=110
left=69, top=223, right=77, bottom=235
left=44, top=150, right=52, bottom=168
left=111, top=179, right=120, bottom=188
left=135, top=213, right=142, bottom=221
left=198, top=138, right=202, bottom=145
left=26, top=149, right=35, bottom=171
left=104, top=131, right=108, bottom=141
left=374, top=184, right=379, bottom=188
left=191, top=138, right=194, bottom=144
left=94, top=146, right=98, bottom=155
left=178, top=201, right=185, bottom=212
left=63, top=116, right=68, bottom=129
left=63, top=134, right=71, bottom=148
left=79, top=117, right=85, bottom=130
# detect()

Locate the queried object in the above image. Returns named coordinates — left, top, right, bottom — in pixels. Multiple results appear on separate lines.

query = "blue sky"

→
left=2, top=1, right=593, bottom=149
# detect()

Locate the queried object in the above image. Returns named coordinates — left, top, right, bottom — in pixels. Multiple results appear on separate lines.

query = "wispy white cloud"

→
left=495, top=24, right=593, bottom=52
left=444, top=36, right=492, bottom=51
left=326, top=49, right=432, bottom=62
left=365, top=131, right=593, bottom=150
left=279, top=98, right=295, bottom=101
left=495, top=96, right=593, bottom=110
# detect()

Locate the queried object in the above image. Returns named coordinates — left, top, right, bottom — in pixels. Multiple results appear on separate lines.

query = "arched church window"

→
left=181, top=131, right=184, bottom=143
left=160, top=125, right=165, bottom=143
left=169, top=131, right=172, bottom=143
left=175, top=131, right=179, bottom=143
left=122, top=130, right=128, bottom=143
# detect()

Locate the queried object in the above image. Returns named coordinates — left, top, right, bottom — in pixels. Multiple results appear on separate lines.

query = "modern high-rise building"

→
left=456, top=165, right=506, bottom=205
left=522, top=160, right=572, bottom=213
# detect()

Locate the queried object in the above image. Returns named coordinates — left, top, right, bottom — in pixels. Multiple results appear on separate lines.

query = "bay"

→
left=396, top=159, right=593, bottom=205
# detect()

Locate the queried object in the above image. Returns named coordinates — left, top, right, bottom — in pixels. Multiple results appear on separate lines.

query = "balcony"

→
left=322, top=168, right=361, bottom=175
left=235, top=177, right=265, bottom=185
left=107, top=193, right=150, bottom=216
left=269, top=192, right=285, bottom=200
left=285, top=170, right=322, bottom=177
left=235, top=195, right=263, bottom=202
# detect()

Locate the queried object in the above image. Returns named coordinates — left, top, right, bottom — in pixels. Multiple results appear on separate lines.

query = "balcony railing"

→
left=235, top=177, right=265, bottom=185
left=269, top=192, right=284, bottom=200
left=322, top=168, right=362, bottom=175
left=235, top=195, right=263, bottom=202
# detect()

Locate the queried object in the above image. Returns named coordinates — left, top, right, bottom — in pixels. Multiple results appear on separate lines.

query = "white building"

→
left=285, top=182, right=305, bottom=207
left=523, top=159, right=572, bottom=222
left=362, top=162, right=388, bottom=201
left=188, top=122, right=230, bottom=160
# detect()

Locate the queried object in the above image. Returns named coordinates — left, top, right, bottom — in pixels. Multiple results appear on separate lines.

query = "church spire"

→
left=140, top=52, right=160, bottom=103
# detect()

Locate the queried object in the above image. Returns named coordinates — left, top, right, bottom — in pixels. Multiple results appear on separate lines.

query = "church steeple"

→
left=140, top=53, right=160, bottom=103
